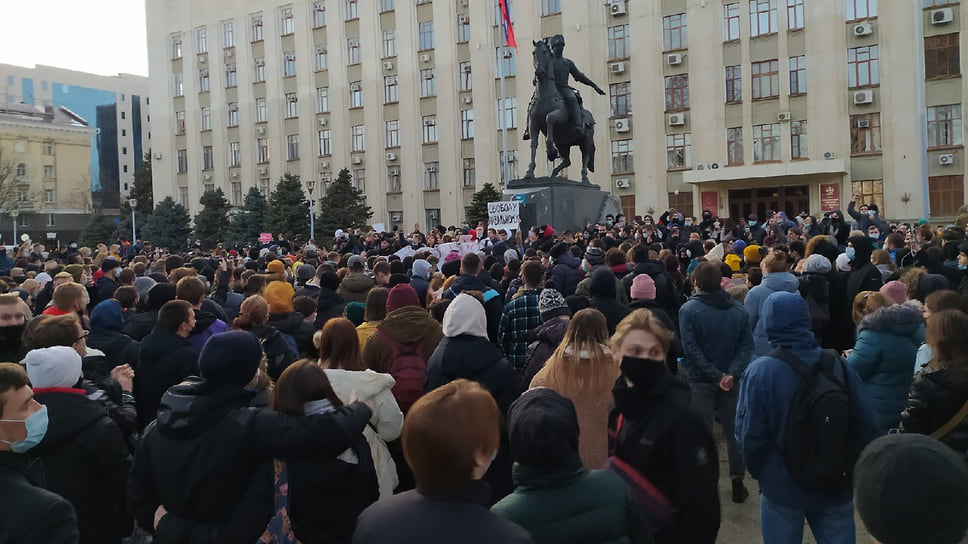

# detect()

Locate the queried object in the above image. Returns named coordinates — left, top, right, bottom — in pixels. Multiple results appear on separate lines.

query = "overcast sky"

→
left=0, top=0, right=148, bottom=76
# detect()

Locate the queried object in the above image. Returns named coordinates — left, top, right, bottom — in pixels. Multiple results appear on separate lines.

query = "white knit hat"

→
left=25, top=346, right=82, bottom=389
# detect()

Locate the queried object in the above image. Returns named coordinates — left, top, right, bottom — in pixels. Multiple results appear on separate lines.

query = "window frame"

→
left=461, top=109, right=475, bottom=139
left=611, top=139, right=634, bottom=174
left=424, top=161, right=440, bottom=190
left=422, top=115, right=438, bottom=144
left=749, top=0, right=778, bottom=37
left=752, top=122, right=781, bottom=162
left=351, top=124, right=365, bottom=152
left=927, top=104, right=963, bottom=148
left=723, top=3, right=740, bottom=41
left=847, top=0, right=877, bottom=21
left=666, top=133, right=692, bottom=170
left=929, top=175, right=965, bottom=216
left=751, top=59, right=780, bottom=99
left=727, top=127, right=744, bottom=165
left=609, top=81, right=632, bottom=117
left=662, top=13, right=688, bottom=52
left=608, top=24, right=630, bottom=61
left=385, top=120, right=400, bottom=148
left=789, top=55, right=806, bottom=95
left=848, top=45, right=880, bottom=88
left=787, top=0, right=804, bottom=30
left=925, top=34, right=960, bottom=80
left=286, top=134, right=300, bottom=161
left=664, top=74, right=690, bottom=112
left=318, top=129, right=332, bottom=156
left=725, top=65, right=742, bottom=103
left=850, top=113, right=882, bottom=155
left=384, top=75, right=399, bottom=104
left=418, top=21, right=435, bottom=51
left=420, top=68, right=437, bottom=98
left=791, top=119, right=808, bottom=159
left=382, top=29, right=396, bottom=58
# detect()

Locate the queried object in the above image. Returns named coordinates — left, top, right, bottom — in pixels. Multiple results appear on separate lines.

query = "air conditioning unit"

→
left=153, top=153, right=162, bottom=160
left=388, top=167, right=400, bottom=175
left=458, top=14, right=469, bottom=24
left=391, top=215, right=401, bottom=222
left=614, top=178, right=631, bottom=189
left=777, top=112, right=791, bottom=122
left=256, top=126, right=266, bottom=135
left=231, top=171, right=239, bottom=178
left=203, top=174, right=212, bottom=180
left=696, top=164, right=705, bottom=170
left=258, top=167, right=267, bottom=175
left=420, top=54, right=431, bottom=63
left=667, top=113, right=685, bottom=126
left=462, top=96, right=473, bottom=104
left=856, top=119, right=870, bottom=128
left=383, top=61, right=393, bottom=70
left=350, top=82, right=361, bottom=91
left=614, top=118, right=630, bottom=133
left=352, top=156, right=362, bottom=164
left=710, top=162, right=720, bottom=169
left=198, top=55, right=206, bottom=64
left=319, top=161, right=329, bottom=170
left=224, top=50, right=233, bottom=58
left=610, top=62, right=625, bottom=74
left=853, top=23, right=873, bottom=36
left=429, top=211, right=438, bottom=219
left=386, top=152, right=397, bottom=161
left=853, top=90, right=874, bottom=105
left=932, top=8, right=953, bottom=25
left=424, top=119, right=434, bottom=126
left=318, top=117, right=327, bottom=126
left=940, top=153, right=955, bottom=165
left=610, top=2, right=626, bottom=16
left=426, top=165, right=437, bottom=173
left=824, top=151, right=838, bottom=160
left=667, top=53, right=682, bottom=66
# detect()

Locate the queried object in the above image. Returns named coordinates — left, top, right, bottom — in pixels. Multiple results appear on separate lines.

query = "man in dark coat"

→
left=134, top=300, right=200, bottom=430
left=87, top=299, right=140, bottom=370
left=845, top=235, right=884, bottom=323
left=442, top=253, right=503, bottom=343
left=123, top=283, right=176, bottom=341
left=587, top=267, right=630, bottom=335
left=314, top=271, right=346, bottom=329
left=547, top=243, right=582, bottom=298
left=95, top=259, right=121, bottom=303
left=623, top=244, right=679, bottom=318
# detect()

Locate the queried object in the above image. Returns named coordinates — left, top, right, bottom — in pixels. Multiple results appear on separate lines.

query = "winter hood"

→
left=411, top=259, right=432, bottom=280
left=763, top=291, right=816, bottom=352
left=156, top=377, right=251, bottom=439
left=857, top=300, right=925, bottom=338
left=589, top=266, right=617, bottom=298
left=442, top=293, right=488, bottom=338
left=508, top=387, right=582, bottom=470
left=324, top=368, right=395, bottom=401
left=761, top=271, right=800, bottom=293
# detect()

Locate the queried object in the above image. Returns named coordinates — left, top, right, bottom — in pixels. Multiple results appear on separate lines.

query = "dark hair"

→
left=460, top=252, right=482, bottom=274
left=22, top=314, right=80, bottom=350
left=244, top=275, right=267, bottom=297
left=522, top=260, right=544, bottom=288
left=175, top=276, right=206, bottom=305
left=747, top=267, right=763, bottom=287
left=119, top=268, right=136, bottom=285
left=428, top=299, right=450, bottom=323
left=319, top=318, right=365, bottom=371
left=114, top=286, right=139, bottom=309
left=691, top=262, right=723, bottom=292
left=364, top=287, right=389, bottom=322
left=292, top=295, right=317, bottom=319
left=631, top=244, right=649, bottom=264
left=270, top=359, right=343, bottom=415
left=926, top=310, right=968, bottom=383
left=0, top=363, right=30, bottom=418
left=372, top=261, right=390, bottom=276
left=158, top=300, right=194, bottom=333
left=925, top=290, right=965, bottom=315
left=164, top=255, right=185, bottom=273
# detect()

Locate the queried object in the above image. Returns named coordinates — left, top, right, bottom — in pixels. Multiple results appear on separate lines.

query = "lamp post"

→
left=128, top=198, right=138, bottom=244
left=9, top=210, right=18, bottom=244
left=305, top=180, right=316, bottom=242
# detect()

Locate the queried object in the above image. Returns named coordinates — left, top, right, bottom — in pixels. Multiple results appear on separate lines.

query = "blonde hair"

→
left=610, top=309, right=675, bottom=359
left=534, top=308, right=616, bottom=393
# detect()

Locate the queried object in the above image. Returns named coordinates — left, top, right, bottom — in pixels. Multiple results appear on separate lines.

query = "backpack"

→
left=770, top=347, right=857, bottom=494
left=375, top=329, right=426, bottom=414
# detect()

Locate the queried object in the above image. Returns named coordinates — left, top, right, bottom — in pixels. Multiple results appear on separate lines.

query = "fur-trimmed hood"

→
left=857, top=300, right=924, bottom=337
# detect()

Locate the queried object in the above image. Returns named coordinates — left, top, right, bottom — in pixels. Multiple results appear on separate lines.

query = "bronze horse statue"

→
left=523, top=39, right=597, bottom=184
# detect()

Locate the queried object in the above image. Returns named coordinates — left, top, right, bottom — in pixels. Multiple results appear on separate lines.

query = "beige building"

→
left=0, top=103, right=98, bottom=242
left=146, top=0, right=964, bottom=232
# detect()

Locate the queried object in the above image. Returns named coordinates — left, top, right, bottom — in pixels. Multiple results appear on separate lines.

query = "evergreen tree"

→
left=465, top=182, right=502, bottom=228
left=317, top=168, right=373, bottom=237
left=194, top=187, right=230, bottom=249
left=114, top=153, right=154, bottom=241
left=227, top=187, right=268, bottom=247
left=264, top=173, right=310, bottom=241
left=79, top=215, right=117, bottom=248
left=143, top=196, right=191, bottom=251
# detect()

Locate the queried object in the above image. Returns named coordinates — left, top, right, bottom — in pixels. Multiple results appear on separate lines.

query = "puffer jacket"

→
left=901, top=366, right=968, bottom=452
left=547, top=253, right=582, bottom=298
left=520, top=318, right=569, bottom=390
left=847, top=302, right=924, bottom=433
left=745, top=271, right=801, bottom=357
left=339, top=272, right=374, bottom=304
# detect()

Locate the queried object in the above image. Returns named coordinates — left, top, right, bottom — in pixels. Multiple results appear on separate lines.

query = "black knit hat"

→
left=538, top=289, right=570, bottom=322
left=508, top=388, right=581, bottom=470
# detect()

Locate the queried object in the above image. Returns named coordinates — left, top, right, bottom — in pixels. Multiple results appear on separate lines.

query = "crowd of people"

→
left=2, top=194, right=968, bottom=543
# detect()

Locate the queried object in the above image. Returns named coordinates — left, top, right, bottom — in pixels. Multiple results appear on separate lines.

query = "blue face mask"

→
left=960, top=264, right=968, bottom=271
left=0, top=405, right=49, bottom=453
left=114, top=268, right=122, bottom=278
left=748, top=221, right=757, bottom=227
left=845, top=247, right=856, bottom=260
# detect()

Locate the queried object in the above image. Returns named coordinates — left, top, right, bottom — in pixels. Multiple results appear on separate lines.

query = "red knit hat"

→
left=386, top=284, right=421, bottom=312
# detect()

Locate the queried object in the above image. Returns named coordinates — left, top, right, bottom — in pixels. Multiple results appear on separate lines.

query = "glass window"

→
left=459, top=62, right=472, bottom=91
left=227, top=102, right=239, bottom=126
left=420, top=68, right=437, bottom=97
left=750, top=0, right=777, bottom=36
left=196, top=27, right=208, bottom=53
left=177, top=149, right=188, bottom=173
left=499, top=150, right=519, bottom=183
left=43, top=166, right=55, bottom=180
left=497, top=97, right=517, bottom=129
left=385, top=120, right=400, bottom=148
left=316, top=87, right=329, bottom=113
left=787, top=0, right=804, bottom=30
left=352, top=169, right=365, bottom=193
left=789, top=55, right=806, bottom=94
left=255, top=97, right=267, bottom=122
left=724, top=3, right=740, bottom=40
left=423, top=115, right=438, bottom=144
left=461, top=109, right=475, bottom=139
left=610, top=82, right=631, bottom=116
left=850, top=113, right=881, bottom=154
left=384, top=75, right=399, bottom=103
left=382, top=30, right=396, bottom=58
left=608, top=24, right=629, bottom=60
left=44, top=188, right=55, bottom=201
left=847, top=0, right=877, bottom=20
left=419, top=21, right=434, bottom=50
left=791, top=120, right=807, bottom=159
left=285, top=92, right=298, bottom=118
left=496, top=47, right=516, bottom=77
left=753, top=123, right=781, bottom=162
left=611, top=139, right=633, bottom=173
left=280, top=7, right=294, bottom=35
left=251, top=15, right=264, bottom=42
left=927, top=105, right=963, bottom=147
left=351, top=124, right=365, bottom=152
left=457, top=14, right=471, bottom=42
left=313, top=2, right=326, bottom=28
left=541, top=0, right=561, bottom=16
left=254, top=57, right=266, bottom=82
left=380, top=0, right=395, bottom=12
left=287, top=134, right=300, bottom=160
left=349, top=82, right=363, bottom=108
left=315, top=45, right=328, bottom=71
left=848, top=46, right=879, bottom=88
left=283, top=51, right=297, bottom=77
left=229, top=142, right=241, bottom=166
left=318, top=129, right=332, bottom=156
left=664, top=74, right=689, bottom=111
left=725, top=65, right=742, bottom=103
left=345, top=0, right=358, bottom=20
left=751, top=59, right=779, bottom=98
left=175, top=111, right=186, bottom=134
left=258, top=138, right=270, bottom=163
left=923, top=0, right=958, bottom=6
left=231, top=181, right=242, bottom=205
left=925, top=34, right=960, bottom=80
left=347, top=38, right=361, bottom=64
left=387, top=167, right=401, bottom=192
left=202, top=146, right=214, bottom=169
left=666, top=133, right=691, bottom=169
left=662, top=13, right=687, bottom=51
left=727, top=127, right=744, bottom=164
left=179, top=187, right=190, bottom=209
left=929, top=176, right=965, bottom=216
left=424, top=162, right=440, bottom=190
left=173, top=73, right=184, bottom=96
left=171, top=35, right=183, bottom=59
left=463, top=158, right=476, bottom=187
left=200, top=106, right=212, bottom=130
left=225, top=63, right=237, bottom=87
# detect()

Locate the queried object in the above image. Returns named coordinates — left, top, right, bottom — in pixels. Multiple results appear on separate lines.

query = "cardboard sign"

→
left=372, top=223, right=386, bottom=233
left=259, top=233, right=273, bottom=243
left=487, top=201, right=519, bottom=232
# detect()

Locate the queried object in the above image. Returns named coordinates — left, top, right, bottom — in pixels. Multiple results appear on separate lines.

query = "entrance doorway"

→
left=728, top=185, right=809, bottom=221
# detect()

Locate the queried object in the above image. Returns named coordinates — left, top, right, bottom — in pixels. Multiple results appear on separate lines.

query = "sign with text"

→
left=700, top=191, right=718, bottom=214
left=259, top=233, right=273, bottom=243
left=820, top=183, right=841, bottom=212
left=487, top=201, right=519, bottom=232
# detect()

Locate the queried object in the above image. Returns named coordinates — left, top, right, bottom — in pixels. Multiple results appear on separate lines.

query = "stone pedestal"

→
left=504, top=176, right=619, bottom=234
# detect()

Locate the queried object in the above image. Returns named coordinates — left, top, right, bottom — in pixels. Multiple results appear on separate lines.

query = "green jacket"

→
left=491, top=463, right=653, bottom=544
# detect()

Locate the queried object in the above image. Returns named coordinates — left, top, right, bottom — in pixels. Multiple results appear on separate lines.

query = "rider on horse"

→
left=523, top=35, right=605, bottom=140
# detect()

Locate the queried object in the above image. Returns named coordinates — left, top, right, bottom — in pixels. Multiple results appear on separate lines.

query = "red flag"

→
left=498, top=0, right=517, bottom=50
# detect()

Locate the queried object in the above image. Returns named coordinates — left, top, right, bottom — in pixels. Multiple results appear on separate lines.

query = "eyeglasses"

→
left=74, top=330, right=89, bottom=343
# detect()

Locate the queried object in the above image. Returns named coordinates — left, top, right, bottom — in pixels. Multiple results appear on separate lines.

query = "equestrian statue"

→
left=523, top=35, right=604, bottom=184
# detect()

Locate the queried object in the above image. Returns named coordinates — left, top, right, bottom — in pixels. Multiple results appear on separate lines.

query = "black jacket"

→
left=30, top=390, right=131, bottom=544
left=589, top=267, right=631, bottom=335
left=521, top=318, right=569, bottom=391
left=623, top=261, right=681, bottom=318
left=134, top=328, right=200, bottom=431
left=123, top=310, right=158, bottom=341
left=547, top=253, right=583, bottom=298
left=87, top=330, right=140, bottom=370
left=314, top=286, right=345, bottom=329
left=0, top=452, right=78, bottom=544
left=901, top=366, right=968, bottom=452
left=95, top=276, right=119, bottom=303
left=443, top=275, right=504, bottom=343
left=0, top=324, right=27, bottom=364
left=245, top=325, right=297, bottom=381
left=612, top=376, right=720, bottom=544
left=267, top=312, right=316, bottom=359
left=127, top=378, right=372, bottom=543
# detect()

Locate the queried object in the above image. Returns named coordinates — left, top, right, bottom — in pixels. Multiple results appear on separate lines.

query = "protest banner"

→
left=487, top=201, right=519, bottom=232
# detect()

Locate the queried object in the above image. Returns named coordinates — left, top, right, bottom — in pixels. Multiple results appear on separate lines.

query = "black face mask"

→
left=620, top=356, right=668, bottom=390
left=0, top=323, right=25, bottom=345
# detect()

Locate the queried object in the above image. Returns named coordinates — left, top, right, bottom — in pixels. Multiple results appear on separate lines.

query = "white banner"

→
left=487, top=201, right=519, bottom=232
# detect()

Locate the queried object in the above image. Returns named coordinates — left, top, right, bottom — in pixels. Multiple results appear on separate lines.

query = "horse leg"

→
left=525, top=119, right=540, bottom=179
left=551, top=146, right=571, bottom=178
left=545, top=110, right=561, bottom=162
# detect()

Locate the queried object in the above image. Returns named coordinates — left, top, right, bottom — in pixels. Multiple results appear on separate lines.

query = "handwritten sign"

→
left=487, top=201, right=519, bottom=232
left=259, top=233, right=273, bottom=243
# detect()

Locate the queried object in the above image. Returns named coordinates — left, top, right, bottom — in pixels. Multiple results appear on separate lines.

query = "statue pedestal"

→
left=504, top=177, right=619, bottom=234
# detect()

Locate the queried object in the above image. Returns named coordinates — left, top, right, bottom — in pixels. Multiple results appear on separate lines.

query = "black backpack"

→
left=770, top=347, right=857, bottom=494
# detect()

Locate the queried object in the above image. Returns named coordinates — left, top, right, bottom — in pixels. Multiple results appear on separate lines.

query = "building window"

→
left=463, top=158, right=475, bottom=187
left=662, top=13, right=687, bottom=51
left=175, top=111, right=186, bottom=134
left=611, top=139, right=634, bottom=173
left=254, top=58, right=266, bottom=81
left=258, top=138, right=270, bottom=163
left=541, top=0, right=561, bottom=16
left=930, top=176, right=965, bottom=216
left=418, top=21, right=435, bottom=50
left=316, top=87, right=329, bottom=112
left=347, top=38, right=361, bottom=64
left=497, top=97, right=518, bottom=130
left=352, top=169, right=365, bottom=193
left=177, top=149, right=188, bottom=173
left=753, top=123, right=781, bottom=162
left=171, top=35, right=183, bottom=59
left=382, top=30, right=396, bottom=58
left=461, top=109, right=475, bottom=139
left=225, top=63, right=237, bottom=87
left=496, top=46, right=516, bottom=78
left=287, top=134, right=300, bottom=160
left=928, top=105, right=963, bottom=148
left=459, top=62, right=472, bottom=91
left=384, top=166, right=402, bottom=193
left=850, top=113, right=882, bottom=154
left=664, top=74, right=689, bottom=112
left=727, top=127, right=744, bottom=165
left=380, top=0, right=395, bottom=12
left=385, top=120, right=400, bottom=148
left=313, top=1, right=326, bottom=28
left=610, top=82, right=631, bottom=117
left=179, top=187, right=190, bottom=209
left=123, top=164, right=128, bottom=173
left=280, top=6, right=294, bottom=35
left=788, top=0, right=804, bottom=30
left=499, top=150, right=519, bottom=183
left=723, top=3, right=741, bottom=41
left=255, top=97, right=267, bottom=122
left=852, top=179, right=884, bottom=211
left=789, top=55, right=806, bottom=95
left=925, top=34, right=960, bottom=80
left=260, top=179, right=271, bottom=197
left=44, top=189, right=55, bottom=203
left=122, top=146, right=128, bottom=155
left=200, top=106, right=212, bottom=130
left=345, top=0, right=358, bottom=20
left=349, top=81, right=363, bottom=108
left=750, top=0, right=777, bottom=36
left=788, top=120, right=807, bottom=159
left=229, top=142, right=241, bottom=166
left=251, top=15, right=263, bottom=42
left=173, top=73, right=184, bottom=96
left=202, top=146, right=214, bottom=169
left=725, top=65, right=742, bottom=103
left=351, top=125, right=365, bottom=152
left=848, top=46, right=879, bottom=88
left=43, top=166, right=54, bottom=180
left=42, top=142, right=54, bottom=155
left=196, top=27, right=208, bottom=53
left=608, top=24, right=630, bottom=60
left=46, top=214, right=55, bottom=227
left=751, top=59, right=779, bottom=99
left=666, top=134, right=691, bottom=169
left=420, top=68, right=437, bottom=97
left=422, top=115, right=438, bottom=143
left=231, top=181, right=242, bottom=205
left=847, top=0, right=877, bottom=20
left=457, top=14, right=471, bottom=42
left=227, top=103, right=239, bottom=126
left=285, top=93, right=298, bottom=118
left=923, top=0, right=958, bottom=6
left=315, top=45, right=328, bottom=71
left=424, top=162, right=440, bottom=190
left=384, top=76, right=399, bottom=103
left=318, top=129, right=332, bottom=156
left=283, top=51, right=296, bottom=77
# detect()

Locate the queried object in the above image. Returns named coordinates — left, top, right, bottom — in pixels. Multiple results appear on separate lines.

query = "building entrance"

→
left=728, top=185, right=809, bottom=221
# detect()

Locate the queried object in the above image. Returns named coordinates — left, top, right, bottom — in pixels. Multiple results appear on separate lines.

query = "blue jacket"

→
left=679, top=290, right=753, bottom=382
left=547, top=253, right=582, bottom=298
left=744, top=271, right=801, bottom=358
left=846, top=301, right=923, bottom=433
left=736, top=292, right=880, bottom=510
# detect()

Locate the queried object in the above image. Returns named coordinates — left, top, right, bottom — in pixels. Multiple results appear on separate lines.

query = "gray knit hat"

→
left=584, top=246, right=605, bottom=266
left=539, top=289, right=571, bottom=322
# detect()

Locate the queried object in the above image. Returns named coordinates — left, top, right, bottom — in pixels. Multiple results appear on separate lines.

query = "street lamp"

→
left=128, top=198, right=138, bottom=244
left=9, top=210, right=18, bottom=244
left=305, top=180, right=316, bottom=242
